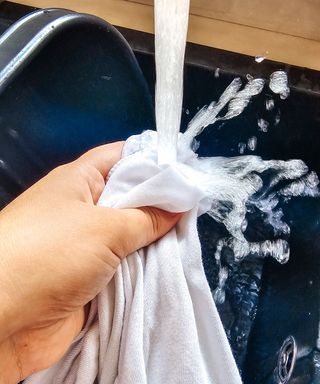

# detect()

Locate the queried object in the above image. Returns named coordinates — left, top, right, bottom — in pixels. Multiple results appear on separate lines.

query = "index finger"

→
left=76, top=141, right=124, bottom=179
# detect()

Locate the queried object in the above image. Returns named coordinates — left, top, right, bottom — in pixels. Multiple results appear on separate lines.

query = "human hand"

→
left=0, top=142, right=181, bottom=383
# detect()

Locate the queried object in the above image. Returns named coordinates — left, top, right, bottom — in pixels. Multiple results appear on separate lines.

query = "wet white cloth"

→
left=25, top=130, right=242, bottom=384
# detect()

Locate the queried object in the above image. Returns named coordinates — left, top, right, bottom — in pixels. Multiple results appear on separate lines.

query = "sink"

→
left=0, top=3, right=320, bottom=383
left=0, top=4, right=154, bottom=207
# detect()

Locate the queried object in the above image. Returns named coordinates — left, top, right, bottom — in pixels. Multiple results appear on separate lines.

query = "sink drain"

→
left=277, top=336, right=297, bottom=383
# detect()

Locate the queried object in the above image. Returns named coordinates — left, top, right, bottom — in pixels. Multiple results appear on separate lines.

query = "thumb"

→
left=104, top=207, right=182, bottom=258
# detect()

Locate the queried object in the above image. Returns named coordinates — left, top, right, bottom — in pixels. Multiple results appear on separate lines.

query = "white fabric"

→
left=25, top=130, right=242, bottom=384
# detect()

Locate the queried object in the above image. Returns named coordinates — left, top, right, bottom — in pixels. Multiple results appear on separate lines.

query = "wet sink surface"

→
left=1, top=3, right=320, bottom=383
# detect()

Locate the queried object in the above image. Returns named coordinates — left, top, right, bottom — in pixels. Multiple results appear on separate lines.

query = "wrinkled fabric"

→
left=25, top=130, right=241, bottom=384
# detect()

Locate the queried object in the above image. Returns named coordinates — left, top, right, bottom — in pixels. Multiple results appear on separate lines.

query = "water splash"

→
left=183, top=77, right=265, bottom=146
left=215, top=238, right=290, bottom=264
left=255, top=55, right=265, bottom=63
left=247, top=136, right=257, bottom=151
left=280, top=171, right=320, bottom=197
left=258, top=118, right=269, bottom=132
left=221, top=78, right=265, bottom=120
left=265, top=98, right=275, bottom=111
left=238, top=142, right=246, bottom=154
left=179, top=76, right=319, bottom=304
left=152, top=0, right=318, bottom=310
left=213, top=266, right=228, bottom=303
left=269, top=70, right=290, bottom=99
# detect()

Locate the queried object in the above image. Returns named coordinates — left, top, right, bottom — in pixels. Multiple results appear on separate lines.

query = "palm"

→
left=12, top=309, right=84, bottom=379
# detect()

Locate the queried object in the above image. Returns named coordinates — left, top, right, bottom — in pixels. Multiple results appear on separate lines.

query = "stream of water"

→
left=155, top=0, right=190, bottom=164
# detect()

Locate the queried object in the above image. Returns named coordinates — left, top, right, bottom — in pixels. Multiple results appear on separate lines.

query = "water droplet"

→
left=255, top=55, right=265, bottom=63
left=241, top=219, right=248, bottom=232
left=275, top=113, right=281, bottom=126
left=8, top=128, right=18, bottom=139
left=265, top=98, right=274, bottom=111
left=269, top=71, right=290, bottom=99
left=247, top=136, right=257, bottom=151
left=257, top=118, right=269, bottom=132
left=214, top=68, right=220, bottom=78
left=101, top=75, right=112, bottom=80
left=246, top=74, right=254, bottom=82
left=238, top=142, right=246, bottom=154
left=185, top=109, right=190, bottom=115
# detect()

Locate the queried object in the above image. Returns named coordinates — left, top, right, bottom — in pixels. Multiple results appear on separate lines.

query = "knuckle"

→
left=146, top=207, right=161, bottom=236
left=98, top=208, right=130, bottom=260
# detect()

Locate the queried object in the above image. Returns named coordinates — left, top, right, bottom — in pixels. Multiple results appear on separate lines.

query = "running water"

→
left=155, top=0, right=190, bottom=164
left=153, top=0, right=319, bottom=305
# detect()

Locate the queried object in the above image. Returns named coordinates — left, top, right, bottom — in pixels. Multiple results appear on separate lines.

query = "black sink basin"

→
left=0, top=3, right=320, bottom=383
left=0, top=4, right=154, bottom=207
